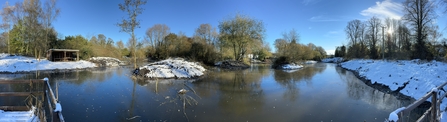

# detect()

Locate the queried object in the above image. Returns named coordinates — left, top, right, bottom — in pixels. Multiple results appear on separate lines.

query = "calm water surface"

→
left=1, top=63, right=412, bottom=122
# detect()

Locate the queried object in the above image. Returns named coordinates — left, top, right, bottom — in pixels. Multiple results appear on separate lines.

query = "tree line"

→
left=273, top=29, right=327, bottom=67
left=0, top=0, right=326, bottom=66
left=339, top=0, right=447, bottom=60
left=0, top=0, right=59, bottom=60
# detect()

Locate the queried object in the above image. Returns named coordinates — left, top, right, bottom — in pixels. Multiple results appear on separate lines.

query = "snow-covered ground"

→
left=89, top=57, right=126, bottom=67
left=0, top=54, right=97, bottom=73
left=322, top=57, right=344, bottom=63
left=341, top=59, right=447, bottom=121
left=134, top=58, right=206, bottom=79
left=0, top=106, right=38, bottom=122
left=304, top=60, right=317, bottom=64
left=281, top=63, right=303, bottom=70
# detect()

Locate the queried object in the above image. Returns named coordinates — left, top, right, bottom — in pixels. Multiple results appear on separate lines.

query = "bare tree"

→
left=367, top=16, right=382, bottom=59
left=345, top=20, right=362, bottom=45
left=42, top=0, right=59, bottom=52
left=194, top=23, right=218, bottom=45
left=403, top=0, right=437, bottom=59
left=145, top=24, right=170, bottom=58
left=22, top=0, right=44, bottom=58
left=117, top=0, right=147, bottom=68
left=0, top=2, right=15, bottom=54
left=345, top=19, right=367, bottom=58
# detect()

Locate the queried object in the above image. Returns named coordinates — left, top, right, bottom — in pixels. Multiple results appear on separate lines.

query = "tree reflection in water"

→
left=274, top=63, right=326, bottom=101
left=335, top=66, right=413, bottom=111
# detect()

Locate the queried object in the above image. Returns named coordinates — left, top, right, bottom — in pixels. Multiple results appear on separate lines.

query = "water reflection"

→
left=0, top=63, right=414, bottom=122
left=336, top=67, right=413, bottom=111
left=274, top=63, right=327, bottom=101
left=196, top=65, right=271, bottom=115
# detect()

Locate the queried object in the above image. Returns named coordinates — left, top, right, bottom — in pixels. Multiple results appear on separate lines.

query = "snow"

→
left=0, top=106, right=38, bottom=122
left=388, top=107, right=405, bottom=121
left=281, top=63, right=303, bottom=70
left=136, top=58, right=206, bottom=79
left=322, top=57, right=344, bottom=63
left=341, top=59, right=447, bottom=121
left=0, top=54, right=97, bottom=73
left=304, top=60, right=317, bottom=64
left=88, top=57, right=126, bottom=67
left=54, top=102, right=62, bottom=112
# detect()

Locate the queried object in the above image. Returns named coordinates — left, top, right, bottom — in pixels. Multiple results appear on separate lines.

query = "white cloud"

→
left=309, top=15, right=342, bottom=22
left=360, top=0, right=403, bottom=20
left=324, top=30, right=341, bottom=37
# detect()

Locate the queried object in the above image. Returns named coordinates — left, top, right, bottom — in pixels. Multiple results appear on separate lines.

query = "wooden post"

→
left=432, top=91, right=437, bottom=122
left=76, top=51, right=79, bottom=61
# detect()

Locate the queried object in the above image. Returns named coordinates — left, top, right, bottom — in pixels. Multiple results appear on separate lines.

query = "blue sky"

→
left=3, top=0, right=447, bottom=54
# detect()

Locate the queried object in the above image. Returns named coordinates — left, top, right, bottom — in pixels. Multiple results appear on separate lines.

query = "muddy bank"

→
left=340, top=66, right=431, bottom=111
left=215, top=61, right=249, bottom=69
left=341, top=66, right=413, bottom=100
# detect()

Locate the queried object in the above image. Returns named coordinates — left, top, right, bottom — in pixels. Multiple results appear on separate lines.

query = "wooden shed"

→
left=47, top=49, right=79, bottom=62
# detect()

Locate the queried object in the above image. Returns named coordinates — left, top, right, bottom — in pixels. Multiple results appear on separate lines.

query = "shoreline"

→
left=337, top=62, right=432, bottom=113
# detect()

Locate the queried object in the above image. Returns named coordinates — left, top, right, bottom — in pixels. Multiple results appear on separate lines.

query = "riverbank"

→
left=339, top=59, right=447, bottom=120
left=0, top=53, right=127, bottom=73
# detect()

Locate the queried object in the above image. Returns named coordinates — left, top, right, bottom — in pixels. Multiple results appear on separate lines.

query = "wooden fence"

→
left=0, top=78, right=64, bottom=122
left=395, top=81, right=447, bottom=122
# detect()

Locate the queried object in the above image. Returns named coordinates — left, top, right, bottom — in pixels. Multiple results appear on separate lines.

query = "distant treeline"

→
left=337, top=0, right=447, bottom=60
left=0, top=0, right=327, bottom=65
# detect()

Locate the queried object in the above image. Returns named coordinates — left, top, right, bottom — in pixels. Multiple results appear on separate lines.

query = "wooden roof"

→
left=48, top=49, right=79, bottom=52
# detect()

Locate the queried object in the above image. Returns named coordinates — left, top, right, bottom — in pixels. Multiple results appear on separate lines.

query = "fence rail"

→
left=0, top=78, right=64, bottom=122
left=395, top=81, right=447, bottom=122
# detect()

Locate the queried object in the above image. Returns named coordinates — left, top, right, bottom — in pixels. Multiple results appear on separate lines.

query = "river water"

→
left=0, top=63, right=413, bottom=122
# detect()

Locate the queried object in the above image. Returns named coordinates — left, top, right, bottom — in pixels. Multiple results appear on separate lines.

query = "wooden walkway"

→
left=392, top=81, right=447, bottom=122
left=0, top=78, right=64, bottom=122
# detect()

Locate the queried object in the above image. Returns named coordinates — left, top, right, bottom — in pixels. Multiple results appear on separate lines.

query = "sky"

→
left=2, top=0, right=447, bottom=55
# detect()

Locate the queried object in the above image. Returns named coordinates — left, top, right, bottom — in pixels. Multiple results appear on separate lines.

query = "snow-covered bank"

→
left=322, top=57, right=344, bottom=63
left=89, top=57, right=126, bottom=67
left=0, top=106, right=38, bottom=122
left=134, top=58, right=206, bottom=79
left=340, top=59, right=447, bottom=121
left=0, top=54, right=96, bottom=73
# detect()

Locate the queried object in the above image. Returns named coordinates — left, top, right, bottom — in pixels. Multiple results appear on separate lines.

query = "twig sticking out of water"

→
left=184, top=84, right=201, bottom=99
left=126, top=116, right=141, bottom=120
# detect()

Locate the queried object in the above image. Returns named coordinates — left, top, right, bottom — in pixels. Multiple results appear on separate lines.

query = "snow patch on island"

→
left=134, top=58, right=206, bottom=79
left=304, top=60, right=317, bottom=64
left=89, top=57, right=126, bottom=67
left=0, top=54, right=96, bottom=73
left=281, top=63, right=303, bottom=70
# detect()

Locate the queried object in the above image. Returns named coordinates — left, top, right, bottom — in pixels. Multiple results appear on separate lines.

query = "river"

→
left=0, top=63, right=413, bottom=122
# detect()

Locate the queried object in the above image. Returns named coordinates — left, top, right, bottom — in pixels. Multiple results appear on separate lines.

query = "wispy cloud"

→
left=309, top=15, right=343, bottom=22
left=360, top=0, right=403, bottom=20
left=302, top=0, right=322, bottom=6
left=324, top=30, right=342, bottom=37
